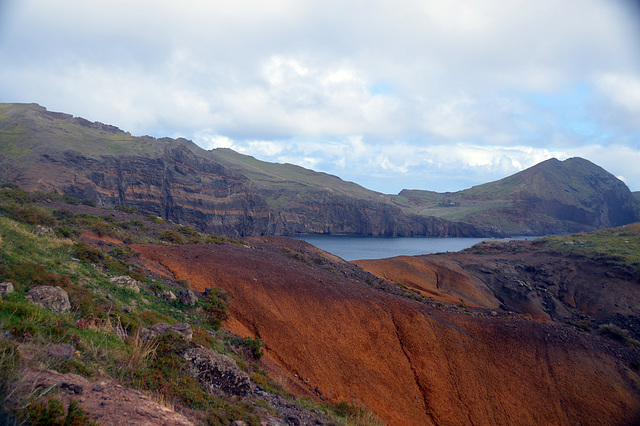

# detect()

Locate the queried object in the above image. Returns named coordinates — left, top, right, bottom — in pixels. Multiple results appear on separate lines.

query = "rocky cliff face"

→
left=265, top=191, right=481, bottom=237
left=5, top=144, right=271, bottom=236
left=2, top=103, right=638, bottom=238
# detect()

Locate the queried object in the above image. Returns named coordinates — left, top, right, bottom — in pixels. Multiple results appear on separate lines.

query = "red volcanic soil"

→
left=355, top=255, right=502, bottom=308
left=135, top=237, right=640, bottom=425
left=355, top=248, right=640, bottom=328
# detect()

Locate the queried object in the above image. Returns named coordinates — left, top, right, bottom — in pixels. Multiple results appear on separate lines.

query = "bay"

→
left=292, top=234, right=536, bottom=261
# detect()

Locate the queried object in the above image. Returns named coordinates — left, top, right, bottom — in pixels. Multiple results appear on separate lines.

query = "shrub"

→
left=241, top=337, right=264, bottom=361
left=100, top=215, right=117, bottom=223
left=178, top=226, right=202, bottom=244
left=0, top=185, right=31, bottom=204
left=145, top=215, right=165, bottom=224
left=54, top=225, right=80, bottom=239
left=203, top=287, right=231, bottom=330
left=159, top=230, right=184, bottom=245
left=114, top=205, right=137, bottom=214
left=18, top=397, right=96, bottom=425
left=205, top=234, right=226, bottom=244
left=52, top=209, right=77, bottom=225
left=60, top=194, right=80, bottom=205
left=72, top=243, right=105, bottom=264
left=2, top=204, right=56, bottom=226
left=81, top=198, right=96, bottom=207
left=598, top=324, right=640, bottom=346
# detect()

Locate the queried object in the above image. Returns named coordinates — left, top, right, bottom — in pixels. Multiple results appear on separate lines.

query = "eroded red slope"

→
left=135, top=238, right=640, bottom=425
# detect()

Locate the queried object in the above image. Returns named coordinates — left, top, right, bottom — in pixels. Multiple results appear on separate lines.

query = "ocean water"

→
left=292, top=234, right=536, bottom=261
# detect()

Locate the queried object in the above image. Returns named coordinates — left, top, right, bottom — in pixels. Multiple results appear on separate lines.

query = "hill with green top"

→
left=1, top=102, right=637, bottom=237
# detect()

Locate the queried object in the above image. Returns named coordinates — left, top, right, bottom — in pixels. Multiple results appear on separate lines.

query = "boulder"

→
left=179, top=289, right=199, bottom=306
left=109, top=276, right=141, bottom=293
left=0, top=282, right=14, bottom=297
left=25, top=286, right=71, bottom=313
left=183, top=347, right=252, bottom=396
left=161, top=290, right=177, bottom=302
left=34, top=225, right=54, bottom=235
left=140, top=322, right=193, bottom=341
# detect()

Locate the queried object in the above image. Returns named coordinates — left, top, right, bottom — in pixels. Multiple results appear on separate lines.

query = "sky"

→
left=1, top=0, right=639, bottom=194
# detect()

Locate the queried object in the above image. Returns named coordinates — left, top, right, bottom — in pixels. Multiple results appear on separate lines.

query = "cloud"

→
left=594, top=73, right=640, bottom=120
left=1, top=0, right=639, bottom=192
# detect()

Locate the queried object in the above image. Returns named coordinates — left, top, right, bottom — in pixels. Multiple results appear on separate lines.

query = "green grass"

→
left=537, top=223, right=640, bottom=268
left=0, top=188, right=323, bottom=423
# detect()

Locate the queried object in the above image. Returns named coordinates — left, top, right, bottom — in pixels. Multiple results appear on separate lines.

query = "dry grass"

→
left=121, top=328, right=159, bottom=372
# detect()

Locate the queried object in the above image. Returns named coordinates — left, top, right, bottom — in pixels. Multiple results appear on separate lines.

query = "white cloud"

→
left=595, top=73, right=640, bottom=114
left=1, top=0, right=639, bottom=192
left=195, top=133, right=236, bottom=150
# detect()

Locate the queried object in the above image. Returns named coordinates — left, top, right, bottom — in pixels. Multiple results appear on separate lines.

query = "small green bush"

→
left=178, top=226, right=202, bottom=244
left=159, top=230, right=184, bottom=245
left=145, top=215, right=165, bottom=224
left=54, top=225, right=80, bottom=239
left=60, top=194, right=79, bottom=205
left=203, top=287, right=231, bottom=330
left=18, top=397, right=96, bottom=425
left=52, top=209, right=77, bottom=225
left=114, top=205, right=137, bottom=214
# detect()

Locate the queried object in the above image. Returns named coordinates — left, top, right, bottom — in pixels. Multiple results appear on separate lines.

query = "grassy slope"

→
left=0, top=103, right=193, bottom=164
left=209, top=148, right=388, bottom=210
left=0, top=187, right=371, bottom=425
left=396, top=158, right=622, bottom=222
left=536, top=222, right=640, bottom=268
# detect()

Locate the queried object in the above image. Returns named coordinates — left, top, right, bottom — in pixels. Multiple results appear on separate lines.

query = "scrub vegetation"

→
left=0, top=185, right=378, bottom=425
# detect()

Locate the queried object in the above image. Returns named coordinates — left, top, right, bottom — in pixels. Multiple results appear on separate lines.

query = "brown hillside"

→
left=355, top=245, right=640, bottom=336
left=135, top=237, right=640, bottom=425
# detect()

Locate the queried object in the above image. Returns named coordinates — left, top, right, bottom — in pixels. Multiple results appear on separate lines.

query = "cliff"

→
left=1, top=103, right=638, bottom=237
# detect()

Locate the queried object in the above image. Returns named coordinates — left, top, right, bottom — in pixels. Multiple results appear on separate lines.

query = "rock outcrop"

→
left=13, top=145, right=271, bottom=237
left=24, top=286, right=71, bottom=314
left=109, top=276, right=141, bottom=293
left=183, top=347, right=252, bottom=397
left=356, top=240, right=640, bottom=340
left=0, top=282, right=14, bottom=297
left=179, top=289, right=199, bottom=306
left=265, top=192, right=482, bottom=237
left=140, top=322, right=193, bottom=342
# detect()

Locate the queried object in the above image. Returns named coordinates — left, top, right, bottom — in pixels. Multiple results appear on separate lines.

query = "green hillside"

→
left=0, top=103, right=196, bottom=164
left=1, top=103, right=637, bottom=236
left=209, top=148, right=389, bottom=210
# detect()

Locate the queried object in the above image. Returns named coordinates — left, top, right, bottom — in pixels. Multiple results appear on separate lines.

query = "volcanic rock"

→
left=0, top=282, right=14, bottom=297
left=25, top=286, right=71, bottom=313
left=135, top=237, right=640, bottom=425
left=161, top=290, right=177, bottom=302
left=183, top=347, right=252, bottom=397
left=140, top=322, right=193, bottom=342
left=109, top=276, right=141, bottom=293
left=179, top=289, right=198, bottom=306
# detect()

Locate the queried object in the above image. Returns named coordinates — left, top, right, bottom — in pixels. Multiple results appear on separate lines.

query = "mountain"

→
left=0, top=103, right=271, bottom=236
left=395, top=157, right=639, bottom=235
left=1, top=103, right=637, bottom=237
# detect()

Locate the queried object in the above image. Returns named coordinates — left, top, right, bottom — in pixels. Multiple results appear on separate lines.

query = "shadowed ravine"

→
left=135, top=237, right=640, bottom=425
